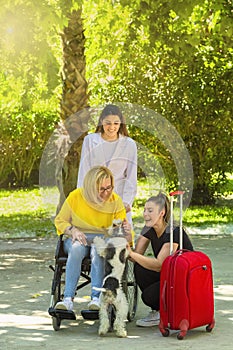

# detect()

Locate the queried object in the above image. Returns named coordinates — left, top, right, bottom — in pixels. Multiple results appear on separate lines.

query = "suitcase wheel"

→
left=206, top=318, right=215, bottom=332
left=177, top=332, right=184, bottom=340
left=161, top=328, right=170, bottom=337
left=206, top=324, right=213, bottom=332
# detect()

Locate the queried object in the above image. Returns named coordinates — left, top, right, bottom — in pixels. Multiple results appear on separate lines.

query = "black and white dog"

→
left=93, top=220, right=129, bottom=337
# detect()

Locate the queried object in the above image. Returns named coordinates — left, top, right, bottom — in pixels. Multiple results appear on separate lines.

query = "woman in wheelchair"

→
left=54, top=166, right=132, bottom=312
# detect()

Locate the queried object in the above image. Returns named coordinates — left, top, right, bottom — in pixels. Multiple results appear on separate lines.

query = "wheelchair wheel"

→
left=48, top=264, right=64, bottom=331
left=51, top=264, right=63, bottom=306
left=122, top=259, right=138, bottom=321
left=51, top=281, right=62, bottom=331
left=52, top=314, right=61, bottom=331
left=48, top=236, right=77, bottom=330
left=52, top=280, right=60, bottom=305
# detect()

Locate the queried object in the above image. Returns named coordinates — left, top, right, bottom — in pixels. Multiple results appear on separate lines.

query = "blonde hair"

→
left=83, top=166, right=114, bottom=204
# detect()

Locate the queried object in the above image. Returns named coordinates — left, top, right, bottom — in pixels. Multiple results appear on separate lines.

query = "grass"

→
left=0, top=179, right=233, bottom=238
left=0, top=188, right=56, bottom=238
left=132, top=201, right=233, bottom=225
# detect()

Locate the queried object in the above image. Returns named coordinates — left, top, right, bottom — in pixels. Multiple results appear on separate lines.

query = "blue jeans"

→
left=63, top=234, right=104, bottom=299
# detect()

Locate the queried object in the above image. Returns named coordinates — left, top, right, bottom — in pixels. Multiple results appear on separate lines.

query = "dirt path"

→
left=0, top=235, right=233, bottom=350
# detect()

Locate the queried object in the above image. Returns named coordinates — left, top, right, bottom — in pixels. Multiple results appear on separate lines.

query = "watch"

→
left=65, top=225, right=73, bottom=235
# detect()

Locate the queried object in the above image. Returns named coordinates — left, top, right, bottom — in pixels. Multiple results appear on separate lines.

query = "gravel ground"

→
left=0, top=234, right=233, bottom=350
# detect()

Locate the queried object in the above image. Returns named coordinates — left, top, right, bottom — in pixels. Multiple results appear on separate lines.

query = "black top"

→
left=141, top=226, right=194, bottom=258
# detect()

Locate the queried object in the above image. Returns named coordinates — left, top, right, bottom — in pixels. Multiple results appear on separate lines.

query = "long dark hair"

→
left=95, top=104, right=129, bottom=136
left=146, top=192, right=171, bottom=224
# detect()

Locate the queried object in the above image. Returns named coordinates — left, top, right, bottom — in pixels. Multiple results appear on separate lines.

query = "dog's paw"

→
left=98, top=327, right=108, bottom=336
left=116, top=329, right=127, bottom=338
left=98, top=331, right=106, bottom=337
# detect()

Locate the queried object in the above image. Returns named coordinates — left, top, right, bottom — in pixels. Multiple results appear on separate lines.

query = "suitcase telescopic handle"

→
left=169, top=190, right=185, bottom=254
left=169, top=190, right=185, bottom=196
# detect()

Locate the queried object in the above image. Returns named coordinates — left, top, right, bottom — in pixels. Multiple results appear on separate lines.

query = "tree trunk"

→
left=58, top=9, right=89, bottom=211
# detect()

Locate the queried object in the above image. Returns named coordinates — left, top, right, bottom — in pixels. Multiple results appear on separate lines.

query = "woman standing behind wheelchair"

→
left=77, top=104, right=137, bottom=226
left=54, top=166, right=132, bottom=312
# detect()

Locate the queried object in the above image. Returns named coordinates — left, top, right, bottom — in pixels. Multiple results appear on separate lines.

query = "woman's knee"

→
left=142, top=282, right=160, bottom=310
left=66, top=240, right=86, bottom=261
left=134, top=263, right=160, bottom=293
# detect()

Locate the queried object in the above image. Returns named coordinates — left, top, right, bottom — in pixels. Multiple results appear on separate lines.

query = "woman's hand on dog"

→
left=122, top=219, right=132, bottom=243
left=126, top=243, right=135, bottom=261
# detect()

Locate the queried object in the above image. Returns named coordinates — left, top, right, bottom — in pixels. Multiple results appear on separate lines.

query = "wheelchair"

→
left=48, top=235, right=138, bottom=331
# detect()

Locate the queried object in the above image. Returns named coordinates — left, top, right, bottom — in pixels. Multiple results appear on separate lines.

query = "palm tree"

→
left=58, top=8, right=89, bottom=210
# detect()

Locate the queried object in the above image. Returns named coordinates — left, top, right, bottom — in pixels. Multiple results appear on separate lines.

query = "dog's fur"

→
left=107, top=219, right=126, bottom=237
left=93, top=227, right=129, bottom=337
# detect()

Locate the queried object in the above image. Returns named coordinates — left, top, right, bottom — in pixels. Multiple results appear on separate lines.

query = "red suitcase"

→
left=159, top=191, right=215, bottom=340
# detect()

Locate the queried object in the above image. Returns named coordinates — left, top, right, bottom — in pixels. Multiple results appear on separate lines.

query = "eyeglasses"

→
left=99, top=185, right=113, bottom=193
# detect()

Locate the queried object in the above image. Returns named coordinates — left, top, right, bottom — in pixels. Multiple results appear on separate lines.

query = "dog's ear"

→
left=105, top=260, right=113, bottom=276
left=119, top=248, right=128, bottom=264
left=108, top=219, right=123, bottom=237
left=105, top=242, right=116, bottom=260
left=103, top=276, right=119, bottom=296
left=112, top=219, right=123, bottom=227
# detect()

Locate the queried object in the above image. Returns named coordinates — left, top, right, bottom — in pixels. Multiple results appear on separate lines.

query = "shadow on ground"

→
left=0, top=234, right=232, bottom=350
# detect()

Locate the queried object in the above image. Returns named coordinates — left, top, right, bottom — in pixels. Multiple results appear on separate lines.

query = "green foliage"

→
left=220, top=173, right=233, bottom=195
left=0, top=111, right=59, bottom=186
left=183, top=205, right=233, bottom=226
left=82, top=0, right=132, bottom=105
left=0, top=0, right=86, bottom=187
left=0, top=1, right=62, bottom=110
left=133, top=196, right=233, bottom=227
left=1, top=178, right=232, bottom=238
left=83, top=0, right=233, bottom=204
left=0, top=0, right=232, bottom=206
left=0, top=0, right=63, bottom=186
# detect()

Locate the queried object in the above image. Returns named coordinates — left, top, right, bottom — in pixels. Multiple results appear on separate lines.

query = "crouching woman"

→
left=126, top=192, right=193, bottom=327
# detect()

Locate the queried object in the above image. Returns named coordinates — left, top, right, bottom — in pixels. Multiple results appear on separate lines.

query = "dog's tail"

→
left=93, top=286, right=107, bottom=292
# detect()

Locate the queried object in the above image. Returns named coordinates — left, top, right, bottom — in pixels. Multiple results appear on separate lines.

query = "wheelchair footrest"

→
left=81, top=309, right=99, bottom=320
left=48, top=307, right=76, bottom=320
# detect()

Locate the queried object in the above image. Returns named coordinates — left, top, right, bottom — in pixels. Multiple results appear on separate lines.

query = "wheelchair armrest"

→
left=55, top=235, right=67, bottom=260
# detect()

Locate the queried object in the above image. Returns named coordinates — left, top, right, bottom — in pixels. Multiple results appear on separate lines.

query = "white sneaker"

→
left=55, top=297, right=73, bottom=311
left=136, top=310, right=160, bottom=327
left=88, top=297, right=100, bottom=311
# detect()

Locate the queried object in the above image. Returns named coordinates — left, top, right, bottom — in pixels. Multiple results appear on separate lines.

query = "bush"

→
left=0, top=111, right=59, bottom=187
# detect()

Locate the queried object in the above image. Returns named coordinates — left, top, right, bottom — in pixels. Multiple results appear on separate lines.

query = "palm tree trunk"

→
left=58, top=8, right=89, bottom=211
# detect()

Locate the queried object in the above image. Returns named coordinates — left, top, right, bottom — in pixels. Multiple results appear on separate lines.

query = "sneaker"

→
left=55, top=297, right=73, bottom=311
left=88, top=297, right=100, bottom=311
left=136, top=310, right=160, bottom=327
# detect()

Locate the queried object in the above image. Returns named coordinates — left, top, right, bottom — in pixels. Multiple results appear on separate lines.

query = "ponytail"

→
left=146, top=192, right=170, bottom=224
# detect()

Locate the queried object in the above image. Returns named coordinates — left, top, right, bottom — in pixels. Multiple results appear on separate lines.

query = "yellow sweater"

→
left=55, top=188, right=126, bottom=236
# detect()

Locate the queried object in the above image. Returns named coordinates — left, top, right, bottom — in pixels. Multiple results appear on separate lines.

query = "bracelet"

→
left=64, top=225, right=73, bottom=235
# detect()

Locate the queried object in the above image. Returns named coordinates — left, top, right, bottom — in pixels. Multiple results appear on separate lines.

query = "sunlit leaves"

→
left=82, top=0, right=232, bottom=203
